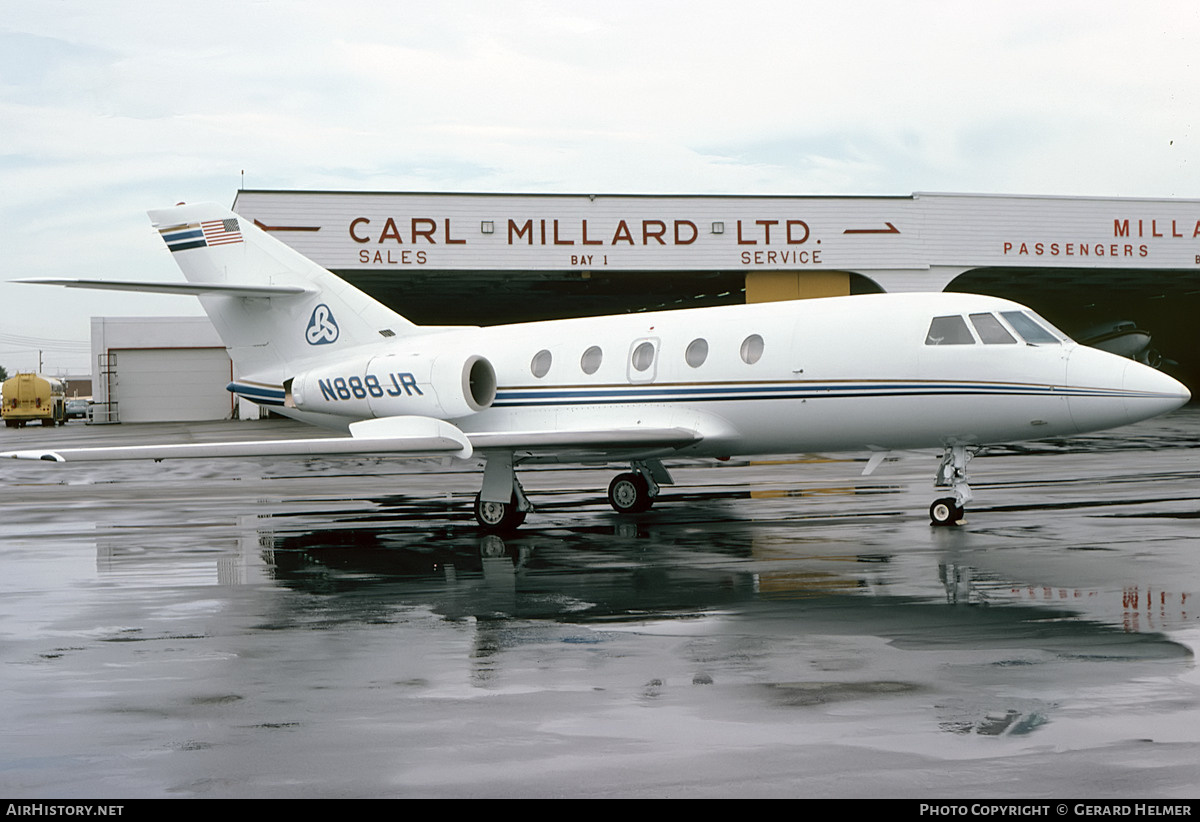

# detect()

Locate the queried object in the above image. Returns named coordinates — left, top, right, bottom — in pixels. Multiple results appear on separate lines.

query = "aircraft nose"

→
left=1066, top=346, right=1190, bottom=433
left=1120, top=358, right=1191, bottom=422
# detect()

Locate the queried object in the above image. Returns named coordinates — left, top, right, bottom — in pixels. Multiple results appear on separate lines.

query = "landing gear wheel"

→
left=608, top=472, right=653, bottom=514
left=473, top=494, right=527, bottom=532
left=929, top=497, right=964, bottom=526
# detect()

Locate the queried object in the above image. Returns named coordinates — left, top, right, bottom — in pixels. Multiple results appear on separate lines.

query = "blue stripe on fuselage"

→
left=488, top=380, right=1149, bottom=408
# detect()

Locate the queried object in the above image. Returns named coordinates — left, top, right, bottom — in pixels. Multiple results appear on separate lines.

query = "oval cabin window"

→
left=631, top=341, right=656, bottom=372
left=580, top=346, right=603, bottom=375
left=739, top=334, right=764, bottom=365
left=531, top=349, right=552, bottom=378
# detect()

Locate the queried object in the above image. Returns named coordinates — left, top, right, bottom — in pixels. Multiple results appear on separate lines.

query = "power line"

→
left=0, top=335, right=91, bottom=354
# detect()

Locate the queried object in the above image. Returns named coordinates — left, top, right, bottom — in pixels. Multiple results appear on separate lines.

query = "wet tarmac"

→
left=1, top=410, right=1198, bottom=798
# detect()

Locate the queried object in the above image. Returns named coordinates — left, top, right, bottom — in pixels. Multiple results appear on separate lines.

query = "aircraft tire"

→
left=608, top=472, right=653, bottom=514
left=473, top=493, right=526, bottom=532
left=929, top=497, right=964, bottom=526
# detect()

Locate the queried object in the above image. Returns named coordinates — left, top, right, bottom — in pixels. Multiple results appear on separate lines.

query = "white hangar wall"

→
left=89, top=317, right=241, bottom=423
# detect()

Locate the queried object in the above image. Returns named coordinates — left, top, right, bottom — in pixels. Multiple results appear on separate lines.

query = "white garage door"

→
left=111, top=348, right=233, bottom=422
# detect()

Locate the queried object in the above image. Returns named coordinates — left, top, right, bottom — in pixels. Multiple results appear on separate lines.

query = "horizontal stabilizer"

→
left=0, top=416, right=472, bottom=463
left=15, top=278, right=316, bottom=298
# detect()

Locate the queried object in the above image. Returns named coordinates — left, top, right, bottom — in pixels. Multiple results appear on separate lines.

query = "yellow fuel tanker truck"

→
left=2, top=372, right=67, bottom=428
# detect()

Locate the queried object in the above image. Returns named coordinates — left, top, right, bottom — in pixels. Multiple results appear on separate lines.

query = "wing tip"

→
left=0, top=451, right=66, bottom=462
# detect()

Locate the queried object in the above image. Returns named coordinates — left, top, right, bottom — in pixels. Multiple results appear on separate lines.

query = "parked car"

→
left=65, top=399, right=91, bottom=421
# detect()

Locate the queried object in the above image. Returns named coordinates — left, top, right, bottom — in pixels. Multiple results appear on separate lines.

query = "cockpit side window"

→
left=969, top=313, right=1017, bottom=344
left=1000, top=311, right=1060, bottom=344
left=925, top=315, right=975, bottom=345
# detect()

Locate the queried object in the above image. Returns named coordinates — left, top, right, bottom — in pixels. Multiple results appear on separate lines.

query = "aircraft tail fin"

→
left=147, top=202, right=417, bottom=380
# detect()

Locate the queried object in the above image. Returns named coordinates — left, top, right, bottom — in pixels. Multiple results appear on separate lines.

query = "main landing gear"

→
left=930, top=444, right=976, bottom=527
left=473, top=492, right=527, bottom=532
left=607, top=460, right=671, bottom=514
left=472, top=454, right=674, bottom=531
left=472, top=452, right=534, bottom=533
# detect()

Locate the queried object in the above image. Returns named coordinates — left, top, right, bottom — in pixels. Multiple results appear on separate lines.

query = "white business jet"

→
left=6, top=203, right=1190, bottom=530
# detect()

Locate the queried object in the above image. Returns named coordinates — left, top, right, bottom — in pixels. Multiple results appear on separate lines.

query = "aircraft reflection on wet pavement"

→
left=254, top=508, right=1190, bottom=618
left=231, top=514, right=1192, bottom=736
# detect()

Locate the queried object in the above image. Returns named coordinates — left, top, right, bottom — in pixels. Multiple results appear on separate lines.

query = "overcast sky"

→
left=2, top=0, right=1197, bottom=375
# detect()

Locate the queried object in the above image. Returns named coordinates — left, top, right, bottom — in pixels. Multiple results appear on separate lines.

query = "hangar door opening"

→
left=109, top=348, right=233, bottom=423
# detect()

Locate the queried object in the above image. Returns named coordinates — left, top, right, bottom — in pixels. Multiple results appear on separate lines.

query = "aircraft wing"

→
left=13, top=278, right=315, bottom=298
left=0, top=413, right=719, bottom=465
left=0, top=416, right=473, bottom=462
left=1, top=424, right=704, bottom=464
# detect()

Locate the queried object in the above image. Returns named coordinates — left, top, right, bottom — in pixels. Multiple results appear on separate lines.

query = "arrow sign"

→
left=253, top=219, right=321, bottom=232
left=843, top=222, right=900, bottom=235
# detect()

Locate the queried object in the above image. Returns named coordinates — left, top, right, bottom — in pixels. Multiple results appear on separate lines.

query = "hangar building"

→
left=89, top=317, right=234, bottom=423
left=92, top=190, right=1200, bottom=422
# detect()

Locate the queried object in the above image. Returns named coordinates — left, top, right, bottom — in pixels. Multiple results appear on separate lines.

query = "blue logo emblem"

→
left=306, top=304, right=339, bottom=345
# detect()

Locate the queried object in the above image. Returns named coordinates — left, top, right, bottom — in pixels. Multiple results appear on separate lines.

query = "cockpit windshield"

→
left=925, top=310, right=1071, bottom=347
left=999, top=311, right=1065, bottom=344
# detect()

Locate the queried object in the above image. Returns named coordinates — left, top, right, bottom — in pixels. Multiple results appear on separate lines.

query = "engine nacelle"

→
left=287, top=351, right=497, bottom=420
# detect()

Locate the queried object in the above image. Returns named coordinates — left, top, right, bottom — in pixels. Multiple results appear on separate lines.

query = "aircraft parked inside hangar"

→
left=6, top=203, right=1190, bottom=529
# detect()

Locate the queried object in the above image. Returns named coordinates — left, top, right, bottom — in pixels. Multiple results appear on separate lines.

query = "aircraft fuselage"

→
left=273, top=291, right=1187, bottom=459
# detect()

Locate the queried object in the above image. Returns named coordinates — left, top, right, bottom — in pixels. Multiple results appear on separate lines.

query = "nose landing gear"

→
left=931, top=444, right=975, bottom=526
left=929, top=497, right=965, bottom=526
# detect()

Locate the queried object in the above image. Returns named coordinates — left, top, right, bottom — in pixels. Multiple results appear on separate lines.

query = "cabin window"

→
left=1000, top=311, right=1060, bottom=344
left=685, top=338, right=708, bottom=368
left=531, top=349, right=552, bottom=378
left=925, top=315, right=975, bottom=345
left=969, top=313, right=1017, bottom=344
left=580, top=345, right=603, bottom=375
left=631, top=341, right=656, bottom=372
left=739, top=334, right=764, bottom=364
